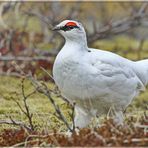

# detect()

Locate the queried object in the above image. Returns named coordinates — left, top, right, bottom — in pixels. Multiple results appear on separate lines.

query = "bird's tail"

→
left=135, top=59, right=148, bottom=86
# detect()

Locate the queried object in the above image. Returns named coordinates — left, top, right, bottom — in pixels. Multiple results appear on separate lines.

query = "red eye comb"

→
left=66, top=22, right=77, bottom=26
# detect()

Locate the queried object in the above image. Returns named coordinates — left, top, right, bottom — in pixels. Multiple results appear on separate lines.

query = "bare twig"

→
left=68, top=102, right=75, bottom=132
left=20, top=78, right=35, bottom=131
left=138, top=3, right=148, bottom=14
left=0, top=1, right=17, bottom=29
left=123, top=138, right=148, bottom=144
left=28, top=74, right=75, bottom=133
left=7, top=77, right=36, bottom=131
left=0, top=56, right=53, bottom=62
left=0, top=71, right=22, bottom=77
left=40, top=67, right=70, bottom=104
left=0, top=118, right=31, bottom=131
left=136, top=39, right=145, bottom=60
left=40, top=67, right=54, bottom=81
left=23, top=10, right=54, bottom=30
left=88, top=3, right=148, bottom=44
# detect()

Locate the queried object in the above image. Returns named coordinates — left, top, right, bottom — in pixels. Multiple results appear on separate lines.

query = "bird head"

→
left=53, top=20, right=86, bottom=43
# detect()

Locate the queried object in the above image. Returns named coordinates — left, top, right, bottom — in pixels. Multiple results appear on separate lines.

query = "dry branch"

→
left=0, top=76, right=37, bottom=131
left=8, top=78, right=36, bottom=131
left=20, top=78, right=35, bottom=131
left=23, top=10, right=54, bottom=30
left=123, top=138, right=148, bottom=144
left=40, top=67, right=71, bottom=104
left=0, top=71, right=22, bottom=77
left=28, top=74, right=75, bottom=133
left=0, top=56, right=52, bottom=62
left=0, top=118, right=31, bottom=131
left=88, top=3, right=148, bottom=44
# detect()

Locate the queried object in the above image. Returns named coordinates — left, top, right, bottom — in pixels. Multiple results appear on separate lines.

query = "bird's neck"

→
left=64, top=36, right=88, bottom=51
left=58, top=36, right=88, bottom=62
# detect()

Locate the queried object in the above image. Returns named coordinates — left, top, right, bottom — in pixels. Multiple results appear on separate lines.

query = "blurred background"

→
left=0, top=2, right=148, bottom=144
left=0, top=1, right=148, bottom=78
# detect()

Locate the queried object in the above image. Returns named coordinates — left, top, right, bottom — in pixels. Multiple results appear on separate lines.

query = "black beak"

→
left=52, top=26, right=60, bottom=31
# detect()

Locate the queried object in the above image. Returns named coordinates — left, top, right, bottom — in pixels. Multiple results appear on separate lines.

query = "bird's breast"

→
left=53, top=57, right=80, bottom=91
left=53, top=55, right=94, bottom=101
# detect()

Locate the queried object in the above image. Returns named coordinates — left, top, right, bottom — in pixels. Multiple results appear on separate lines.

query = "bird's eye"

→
left=60, top=25, right=79, bottom=31
left=69, top=26, right=74, bottom=29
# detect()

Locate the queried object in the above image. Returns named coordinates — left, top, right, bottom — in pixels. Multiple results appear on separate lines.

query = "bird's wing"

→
left=83, top=49, right=144, bottom=101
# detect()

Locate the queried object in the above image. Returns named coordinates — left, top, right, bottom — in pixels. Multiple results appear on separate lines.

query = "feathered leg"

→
left=74, top=106, right=92, bottom=128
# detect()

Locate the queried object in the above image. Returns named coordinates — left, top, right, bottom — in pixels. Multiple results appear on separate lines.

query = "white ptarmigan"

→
left=52, top=20, right=148, bottom=128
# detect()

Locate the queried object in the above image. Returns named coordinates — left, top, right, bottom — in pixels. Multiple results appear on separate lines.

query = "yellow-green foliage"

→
left=93, top=35, right=148, bottom=60
left=0, top=76, right=70, bottom=131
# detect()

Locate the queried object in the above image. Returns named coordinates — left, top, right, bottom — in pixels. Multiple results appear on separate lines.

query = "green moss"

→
left=0, top=76, right=69, bottom=131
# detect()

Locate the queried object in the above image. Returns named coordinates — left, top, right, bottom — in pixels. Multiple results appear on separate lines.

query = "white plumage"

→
left=52, top=20, right=148, bottom=128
